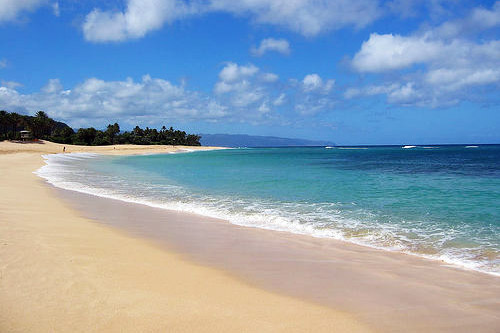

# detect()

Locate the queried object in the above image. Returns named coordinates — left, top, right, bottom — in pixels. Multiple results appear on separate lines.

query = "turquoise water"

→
left=38, top=145, right=500, bottom=275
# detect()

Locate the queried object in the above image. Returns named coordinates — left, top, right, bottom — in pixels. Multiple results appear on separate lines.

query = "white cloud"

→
left=42, top=78, right=63, bottom=93
left=471, top=1, right=500, bottom=28
left=214, top=63, right=269, bottom=109
left=349, top=2, right=500, bottom=107
left=386, top=82, right=421, bottom=105
left=0, top=0, right=47, bottom=22
left=210, top=0, right=380, bottom=36
left=257, top=101, right=271, bottom=114
left=273, top=93, right=286, bottom=106
left=0, top=58, right=7, bottom=68
left=433, top=1, right=500, bottom=38
left=0, top=75, right=228, bottom=127
left=0, top=64, right=338, bottom=127
left=218, top=63, right=258, bottom=83
left=0, top=69, right=286, bottom=127
left=214, top=64, right=337, bottom=118
left=302, top=74, right=321, bottom=90
left=260, top=72, right=279, bottom=82
left=344, top=83, right=399, bottom=99
left=1, top=80, right=23, bottom=89
left=83, top=0, right=381, bottom=42
left=83, top=10, right=128, bottom=42
left=294, top=96, right=335, bottom=115
left=425, top=67, right=500, bottom=90
left=83, top=0, right=197, bottom=42
left=302, top=74, right=334, bottom=93
left=251, top=38, right=290, bottom=56
left=351, top=33, right=443, bottom=72
left=293, top=74, right=336, bottom=115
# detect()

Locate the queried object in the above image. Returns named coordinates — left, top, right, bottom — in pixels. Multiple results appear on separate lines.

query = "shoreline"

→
left=0, top=141, right=370, bottom=332
left=2, top=141, right=500, bottom=331
left=37, top=145, right=499, bottom=278
left=55, top=186, right=500, bottom=332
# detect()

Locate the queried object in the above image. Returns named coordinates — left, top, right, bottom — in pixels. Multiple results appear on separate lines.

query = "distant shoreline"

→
left=0, top=139, right=224, bottom=156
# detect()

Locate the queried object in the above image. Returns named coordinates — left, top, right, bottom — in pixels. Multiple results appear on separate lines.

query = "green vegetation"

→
left=0, top=110, right=201, bottom=146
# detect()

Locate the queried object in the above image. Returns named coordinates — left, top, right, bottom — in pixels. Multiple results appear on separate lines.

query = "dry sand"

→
left=0, top=141, right=370, bottom=332
left=0, top=140, right=222, bottom=155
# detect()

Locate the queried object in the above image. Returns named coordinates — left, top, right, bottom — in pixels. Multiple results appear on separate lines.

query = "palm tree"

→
left=0, top=111, right=8, bottom=139
left=31, top=111, right=53, bottom=138
left=105, top=123, right=120, bottom=144
left=10, top=113, right=24, bottom=139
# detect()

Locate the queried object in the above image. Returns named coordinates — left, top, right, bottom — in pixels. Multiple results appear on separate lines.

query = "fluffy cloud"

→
left=351, top=33, right=443, bottom=72
left=207, top=0, right=380, bottom=36
left=433, top=1, right=500, bottom=38
left=83, top=0, right=198, bottom=42
left=217, top=63, right=259, bottom=83
left=0, top=64, right=338, bottom=127
left=213, top=64, right=337, bottom=117
left=302, top=74, right=334, bottom=93
left=214, top=63, right=280, bottom=114
left=251, top=38, right=290, bottom=56
left=0, top=0, right=47, bottom=22
left=293, top=74, right=336, bottom=115
left=42, top=78, right=62, bottom=93
left=349, top=2, right=500, bottom=107
left=83, top=0, right=381, bottom=42
left=0, top=75, right=227, bottom=127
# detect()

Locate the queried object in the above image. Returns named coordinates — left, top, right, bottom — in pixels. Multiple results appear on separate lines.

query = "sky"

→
left=0, top=0, right=499, bottom=145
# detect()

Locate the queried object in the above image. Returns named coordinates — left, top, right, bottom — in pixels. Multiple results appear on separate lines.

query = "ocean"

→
left=37, top=145, right=500, bottom=275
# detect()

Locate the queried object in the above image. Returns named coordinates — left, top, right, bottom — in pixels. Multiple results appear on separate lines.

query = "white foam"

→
left=402, top=145, right=416, bottom=149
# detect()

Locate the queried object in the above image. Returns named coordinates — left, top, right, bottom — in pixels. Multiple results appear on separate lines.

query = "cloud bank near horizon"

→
left=0, top=64, right=337, bottom=128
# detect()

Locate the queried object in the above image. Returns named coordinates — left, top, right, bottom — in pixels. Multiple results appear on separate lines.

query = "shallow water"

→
left=37, top=145, right=500, bottom=275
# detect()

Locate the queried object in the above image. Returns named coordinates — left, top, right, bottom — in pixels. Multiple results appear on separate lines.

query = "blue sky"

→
left=0, top=0, right=499, bottom=145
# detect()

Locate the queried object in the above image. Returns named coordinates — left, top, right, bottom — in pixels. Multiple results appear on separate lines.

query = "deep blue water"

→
left=38, top=145, right=500, bottom=275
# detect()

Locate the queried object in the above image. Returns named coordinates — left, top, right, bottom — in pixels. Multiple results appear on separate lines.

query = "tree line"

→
left=0, top=110, right=201, bottom=146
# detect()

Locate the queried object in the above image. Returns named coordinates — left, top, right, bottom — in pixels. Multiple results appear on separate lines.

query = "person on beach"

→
left=63, top=146, right=65, bottom=152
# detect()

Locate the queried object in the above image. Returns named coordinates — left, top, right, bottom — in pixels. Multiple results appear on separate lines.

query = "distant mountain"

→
left=199, top=134, right=335, bottom=148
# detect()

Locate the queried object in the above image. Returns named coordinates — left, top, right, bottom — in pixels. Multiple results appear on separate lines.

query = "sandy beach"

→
left=0, top=141, right=370, bottom=332
left=2, top=141, right=500, bottom=332
left=3, top=1, right=499, bottom=331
